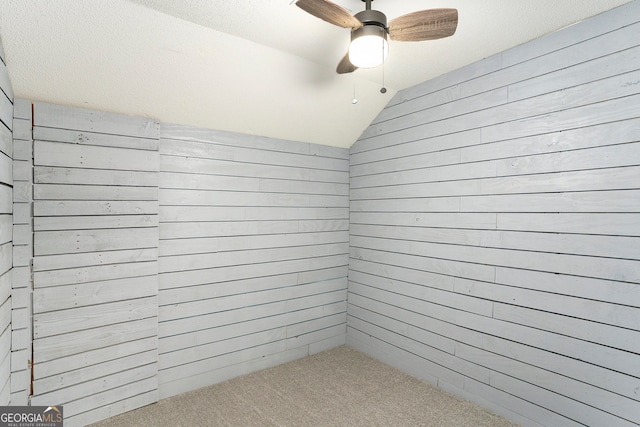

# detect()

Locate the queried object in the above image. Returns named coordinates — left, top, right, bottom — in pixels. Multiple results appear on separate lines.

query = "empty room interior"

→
left=0, top=0, right=639, bottom=425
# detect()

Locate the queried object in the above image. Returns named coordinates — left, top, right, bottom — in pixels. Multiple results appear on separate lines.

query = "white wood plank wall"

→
left=348, top=2, right=640, bottom=426
left=0, top=37, right=13, bottom=406
left=157, top=124, right=349, bottom=398
left=11, top=98, right=31, bottom=406
left=29, top=102, right=160, bottom=426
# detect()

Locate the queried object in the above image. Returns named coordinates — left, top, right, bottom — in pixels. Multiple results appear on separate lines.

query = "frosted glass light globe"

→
left=348, top=25, right=389, bottom=68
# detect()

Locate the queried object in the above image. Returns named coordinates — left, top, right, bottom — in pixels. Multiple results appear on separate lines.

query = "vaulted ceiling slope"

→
left=0, top=0, right=633, bottom=148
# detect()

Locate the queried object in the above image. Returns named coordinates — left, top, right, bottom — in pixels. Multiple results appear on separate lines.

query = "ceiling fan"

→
left=295, top=0, right=458, bottom=74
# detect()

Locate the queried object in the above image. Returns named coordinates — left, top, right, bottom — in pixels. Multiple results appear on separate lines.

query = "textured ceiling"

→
left=0, top=0, right=634, bottom=147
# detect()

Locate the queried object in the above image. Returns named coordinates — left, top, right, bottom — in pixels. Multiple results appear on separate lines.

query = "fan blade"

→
left=389, top=8, right=458, bottom=42
left=295, top=0, right=362, bottom=29
left=336, top=53, right=357, bottom=74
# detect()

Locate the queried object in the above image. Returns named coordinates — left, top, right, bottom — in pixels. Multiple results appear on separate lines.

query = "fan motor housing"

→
left=354, top=10, right=387, bottom=28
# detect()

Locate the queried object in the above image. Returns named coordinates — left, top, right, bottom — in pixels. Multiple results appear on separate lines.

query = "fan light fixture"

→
left=348, top=25, right=388, bottom=68
left=295, top=0, right=458, bottom=75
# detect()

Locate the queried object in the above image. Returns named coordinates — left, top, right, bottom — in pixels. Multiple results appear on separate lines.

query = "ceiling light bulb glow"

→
left=348, top=25, right=389, bottom=69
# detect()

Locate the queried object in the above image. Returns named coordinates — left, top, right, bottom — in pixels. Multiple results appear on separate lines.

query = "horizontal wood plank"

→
left=159, top=231, right=348, bottom=256
left=35, top=228, right=158, bottom=256
left=34, top=215, right=158, bottom=231
left=159, top=243, right=348, bottom=274
left=33, top=248, right=158, bottom=272
left=159, top=254, right=347, bottom=290
left=33, top=261, right=158, bottom=288
left=34, top=275, right=158, bottom=312
left=161, top=138, right=348, bottom=171
left=35, top=200, right=158, bottom=216
left=34, top=297, right=157, bottom=338
left=35, top=184, right=158, bottom=201
left=35, top=166, right=158, bottom=187
left=33, top=102, right=159, bottom=139
left=34, top=127, right=159, bottom=150
left=34, top=140, right=159, bottom=172
left=160, top=155, right=348, bottom=183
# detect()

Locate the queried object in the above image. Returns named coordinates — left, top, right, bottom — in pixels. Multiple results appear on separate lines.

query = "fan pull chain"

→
left=352, top=80, right=358, bottom=104
left=380, top=36, right=387, bottom=94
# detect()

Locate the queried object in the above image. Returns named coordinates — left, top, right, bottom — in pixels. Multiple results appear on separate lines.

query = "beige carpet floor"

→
left=92, top=345, right=520, bottom=427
